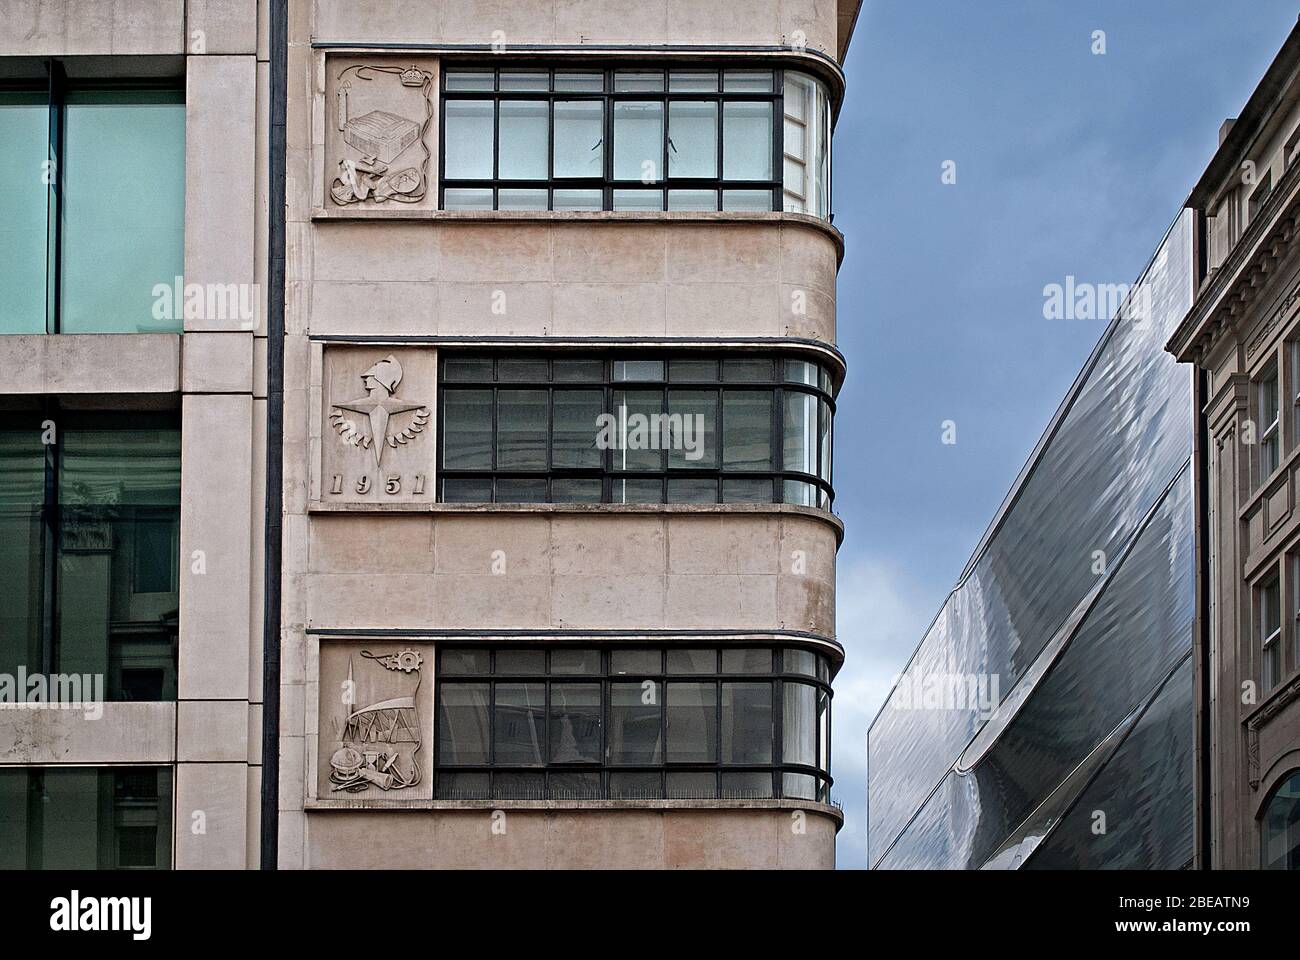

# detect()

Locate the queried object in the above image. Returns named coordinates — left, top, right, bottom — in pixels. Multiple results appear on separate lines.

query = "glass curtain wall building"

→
left=868, top=212, right=1197, bottom=869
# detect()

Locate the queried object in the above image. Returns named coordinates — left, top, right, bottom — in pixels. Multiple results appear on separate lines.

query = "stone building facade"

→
left=275, top=0, right=860, bottom=870
left=1168, top=20, right=1300, bottom=870
left=0, top=1, right=860, bottom=869
left=0, top=1, right=266, bottom=868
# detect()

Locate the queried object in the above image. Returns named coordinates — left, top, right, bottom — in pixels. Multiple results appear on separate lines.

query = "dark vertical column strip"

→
left=260, top=0, right=288, bottom=870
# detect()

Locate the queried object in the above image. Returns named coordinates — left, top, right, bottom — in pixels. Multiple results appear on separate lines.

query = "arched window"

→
left=1262, top=769, right=1300, bottom=869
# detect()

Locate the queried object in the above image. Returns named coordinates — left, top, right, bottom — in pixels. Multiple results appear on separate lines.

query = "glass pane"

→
left=60, top=420, right=181, bottom=507
left=441, top=478, right=492, bottom=502
left=615, top=71, right=665, bottom=92
left=441, top=649, right=490, bottom=674
left=668, top=101, right=717, bottom=178
left=817, top=687, right=830, bottom=772
left=498, top=100, right=548, bottom=179
left=496, top=389, right=548, bottom=469
left=784, top=359, right=818, bottom=386
left=613, top=101, right=663, bottom=181
left=0, top=425, right=43, bottom=677
left=494, top=771, right=545, bottom=799
left=722, top=478, right=772, bottom=503
left=666, top=682, right=717, bottom=762
left=436, top=771, right=489, bottom=799
left=783, top=681, right=816, bottom=766
left=552, top=188, right=602, bottom=211
left=667, top=478, right=717, bottom=503
left=442, top=187, right=493, bottom=210
left=722, top=101, right=773, bottom=180
left=611, top=390, right=665, bottom=471
left=613, top=189, right=663, bottom=211
left=669, top=71, right=718, bottom=92
left=612, top=478, right=663, bottom=504
left=497, top=358, right=549, bottom=381
left=62, top=91, right=185, bottom=334
left=497, top=188, right=548, bottom=210
left=667, top=649, right=715, bottom=674
left=0, top=768, right=172, bottom=869
left=784, top=392, right=818, bottom=475
left=722, top=648, right=771, bottom=673
left=550, top=771, right=601, bottom=799
left=723, top=358, right=774, bottom=380
left=550, top=649, right=601, bottom=675
left=495, top=649, right=546, bottom=674
left=551, top=478, right=603, bottom=503
left=0, top=93, right=49, bottom=334
left=553, top=390, right=603, bottom=468
left=609, top=771, right=662, bottom=799
left=667, top=771, right=717, bottom=799
left=667, top=390, right=718, bottom=469
left=613, top=359, right=664, bottom=381
left=609, top=682, right=662, bottom=763
left=445, top=71, right=494, bottom=91
left=783, top=72, right=830, bottom=218
left=442, top=357, right=493, bottom=381
left=554, top=100, right=604, bottom=177
left=611, top=649, right=661, bottom=675
left=549, top=683, right=602, bottom=762
left=494, top=682, right=545, bottom=764
left=553, top=358, right=604, bottom=381
left=667, top=189, right=718, bottom=211
left=495, top=478, right=547, bottom=503
left=722, top=770, right=773, bottom=799
left=1262, top=770, right=1300, bottom=869
left=722, top=391, right=773, bottom=470
left=443, top=99, right=494, bottom=179
left=441, top=389, right=493, bottom=469
left=722, top=189, right=773, bottom=211
left=782, top=479, right=817, bottom=506
left=784, top=648, right=817, bottom=676
left=437, top=683, right=490, bottom=764
left=782, top=771, right=817, bottom=800
left=499, top=70, right=548, bottom=91
left=722, top=682, right=773, bottom=763
left=724, top=70, right=774, bottom=92
left=820, top=398, right=832, bottom=484
left=555, top=72, right=604, bottom=92
left=669, top=359, right=717, bottom=381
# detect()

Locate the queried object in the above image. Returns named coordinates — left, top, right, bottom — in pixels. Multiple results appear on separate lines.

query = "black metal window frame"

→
left=439, top=62, right=785, bottom=212
left=436, top=352, right=835, bottom=508
left=0, top=64, right=185, bottom=335
left=434, top=644, right=832, bottom=803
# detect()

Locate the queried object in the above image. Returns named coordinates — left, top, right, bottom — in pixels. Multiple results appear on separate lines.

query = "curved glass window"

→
left=435, top=645, right=833, bottom=801
left=441, top=66, right=831, bottom=219
left=439, top=353, right=836, bottom=507
left=1262, top=769, right=1300, bottom=869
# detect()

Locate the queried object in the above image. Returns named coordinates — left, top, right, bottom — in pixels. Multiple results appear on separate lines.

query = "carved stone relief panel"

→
left=323, top=57, right=437, bottom=210
left=316, top=641, right=435, bottom=802
left=318, top=345, right=437, bottom=505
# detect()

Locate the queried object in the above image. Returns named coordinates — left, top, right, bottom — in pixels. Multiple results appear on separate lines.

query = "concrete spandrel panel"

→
left=324, top=57, right=439, bottom=213
left=316, top=641, right=435, bottom=803
left=317, top=345, right=437, bottom=506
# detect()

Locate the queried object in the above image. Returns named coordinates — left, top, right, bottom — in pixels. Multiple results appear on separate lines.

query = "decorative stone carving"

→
left=318, top=345, right=436, bottom=505
left=316, top=641, right=434, bottom=801
left=325, top=60, right=435, bottom=208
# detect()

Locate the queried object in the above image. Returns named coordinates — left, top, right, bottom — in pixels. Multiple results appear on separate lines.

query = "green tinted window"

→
left=0, top=93, right=50, bottom=334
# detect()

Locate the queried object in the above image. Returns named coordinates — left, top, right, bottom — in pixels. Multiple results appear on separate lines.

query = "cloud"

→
left=833, top=553, right=948, bottom=869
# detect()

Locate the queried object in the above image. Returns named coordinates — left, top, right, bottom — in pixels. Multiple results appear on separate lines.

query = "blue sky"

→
left=830, top=0, right=1300, bottom=868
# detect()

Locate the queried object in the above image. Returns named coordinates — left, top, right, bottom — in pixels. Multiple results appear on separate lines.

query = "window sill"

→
left=308, top=207, right=844, bottom=258
left=303, top=795, right=844, bottom=826
left=307, top=499, right=845, bottom=542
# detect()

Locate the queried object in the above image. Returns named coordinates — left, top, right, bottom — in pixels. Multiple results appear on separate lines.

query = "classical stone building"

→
left=0, top=2, right=266, bottom=868
left=0, top=1, right=859, bottom=869
left=1167, top=20, right=1300, bottom=871
left=274, top=0, right=859, bottom=870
